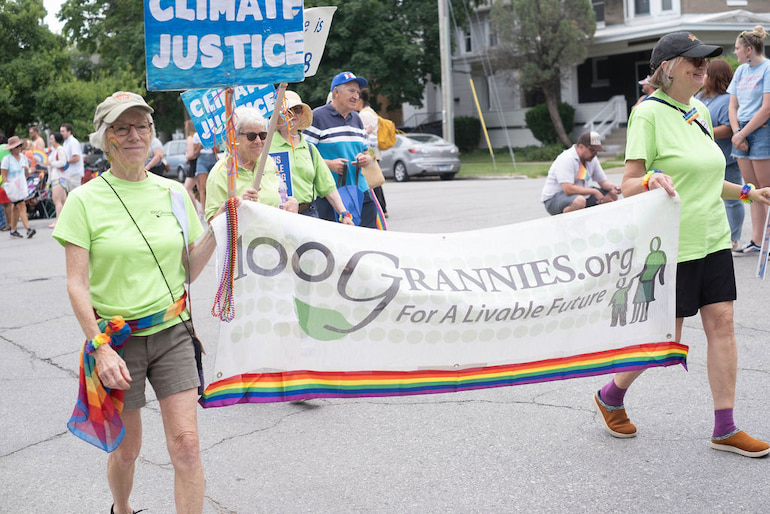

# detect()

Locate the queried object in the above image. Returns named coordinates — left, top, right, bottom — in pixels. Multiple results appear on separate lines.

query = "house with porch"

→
left=401, top=0, right=770, bottom=150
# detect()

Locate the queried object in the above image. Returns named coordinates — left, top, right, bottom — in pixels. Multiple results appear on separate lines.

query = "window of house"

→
left=523, top=87, right=545, bottom=109
left=489, top=71, right=517, bottom=110
left=661, top=0, right=672, bottom=9
left=591, top=57, right=610, bottom=88
left=465, top=30, right=472, bottom=53
left=592, top=1, right=605, bottom=24
left=635, top=0, right=650, bottom=15
left=489, top=30, right=498, bottom=48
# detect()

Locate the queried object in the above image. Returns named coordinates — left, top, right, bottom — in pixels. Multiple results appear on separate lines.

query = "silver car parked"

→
left=380, top=133, right=461, bottom=182
left=162, top=139, right=189, bottom=182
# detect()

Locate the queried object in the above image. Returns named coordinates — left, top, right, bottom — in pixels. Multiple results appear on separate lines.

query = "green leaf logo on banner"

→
left=294, top=298, right=353, bottom=341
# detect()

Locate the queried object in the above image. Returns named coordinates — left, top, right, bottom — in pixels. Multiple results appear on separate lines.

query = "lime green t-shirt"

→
left=205, top=156, right=281, bottom=220
left=52, top=171, right=204, bottom=335
left=269, top=133, right=337, bottom=203
left=625, top=89, right=730, bottom=262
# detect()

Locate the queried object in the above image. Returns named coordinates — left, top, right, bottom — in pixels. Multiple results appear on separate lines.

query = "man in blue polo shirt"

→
left=304, top=71, right=377, bottom=228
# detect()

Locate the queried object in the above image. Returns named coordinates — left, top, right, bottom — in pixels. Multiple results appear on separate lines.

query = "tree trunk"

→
left=543, top=87, right=572, bottom=148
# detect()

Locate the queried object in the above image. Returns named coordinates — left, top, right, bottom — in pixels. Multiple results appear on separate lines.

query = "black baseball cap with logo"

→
left=650, top=32, right=723, bottom=71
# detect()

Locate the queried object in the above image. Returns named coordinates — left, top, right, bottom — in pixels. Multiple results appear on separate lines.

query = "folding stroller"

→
left=26, top=170, right=55, bottom=219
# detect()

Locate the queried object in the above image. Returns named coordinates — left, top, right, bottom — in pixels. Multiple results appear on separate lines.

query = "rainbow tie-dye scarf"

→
left=67, top=294, right=187, bottom=452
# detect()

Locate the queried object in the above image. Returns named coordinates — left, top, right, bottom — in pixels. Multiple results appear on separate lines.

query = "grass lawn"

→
left=459, top=150, right=625, bottom=179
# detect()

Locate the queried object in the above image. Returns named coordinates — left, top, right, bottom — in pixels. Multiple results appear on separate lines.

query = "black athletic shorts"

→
left=675, top=249, right=736, bottom=318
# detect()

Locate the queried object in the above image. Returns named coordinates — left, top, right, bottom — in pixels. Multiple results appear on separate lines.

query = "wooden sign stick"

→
left=253, top=83, right=287, bottom=191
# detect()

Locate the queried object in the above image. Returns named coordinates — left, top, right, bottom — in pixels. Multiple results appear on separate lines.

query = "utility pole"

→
left=438, top=0, right=454, bottom=143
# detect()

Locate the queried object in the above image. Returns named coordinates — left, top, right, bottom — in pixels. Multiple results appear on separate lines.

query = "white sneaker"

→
left=734, top=241, right=761, bottom=255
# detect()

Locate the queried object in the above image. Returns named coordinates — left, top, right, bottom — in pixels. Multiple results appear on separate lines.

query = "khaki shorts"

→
left=122, top=321, right=200, bottom=410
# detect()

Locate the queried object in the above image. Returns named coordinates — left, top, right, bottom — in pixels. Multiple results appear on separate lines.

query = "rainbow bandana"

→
left=577, top=162, right=588, bottom=181
left=67, top=294, right=187, bottom=452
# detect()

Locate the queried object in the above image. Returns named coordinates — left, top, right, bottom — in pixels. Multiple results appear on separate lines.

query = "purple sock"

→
left=713, top=409, right=738, bottom=438
left=599, top=380, right=627, bottom=407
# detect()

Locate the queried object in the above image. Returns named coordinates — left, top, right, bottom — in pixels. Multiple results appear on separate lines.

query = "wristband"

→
left=641, top=169, right=662, bottom=191
left=740, top=183, right=755, bottom=204
left=85, top=333, right=111, bottom=354
left=84, top=316, right=128, bottom=354
left=338, top=211, right=353, bottom=223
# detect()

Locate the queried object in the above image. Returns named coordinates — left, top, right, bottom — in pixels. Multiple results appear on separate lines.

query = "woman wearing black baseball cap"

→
left=592, top=32, right=770, bottom=457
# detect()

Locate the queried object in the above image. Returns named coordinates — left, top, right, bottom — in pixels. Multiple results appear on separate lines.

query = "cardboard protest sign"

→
left=144, top=0, right=305, bottom=90
left=181, top=85, right=276, bottom=149
left=268, top=150, right=293, bottom=196
left=302, top=6, right=337, bottom=77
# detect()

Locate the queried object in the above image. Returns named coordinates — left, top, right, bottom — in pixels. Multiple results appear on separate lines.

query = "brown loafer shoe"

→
left=593, top=392, right=637, bottom=438
left=711, top=430, right=770, bottom=458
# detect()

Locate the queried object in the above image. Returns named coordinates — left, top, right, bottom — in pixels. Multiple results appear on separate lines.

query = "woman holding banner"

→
left=205, top=106, right=298, bottom=220
left=592, top=32, right=770, bottom=457
left=269, top=90, right=354, bottom=223
left=54, top=91, right=237, bottom=513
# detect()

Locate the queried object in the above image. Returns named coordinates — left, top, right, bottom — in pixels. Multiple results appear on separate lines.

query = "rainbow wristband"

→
left=85, top=333, right=111, bottom=354
left=740, top=183, right=755, bottom=204
left=338, top=211, right=353, bottom=223
left=641, top=169, right=662, bottom=191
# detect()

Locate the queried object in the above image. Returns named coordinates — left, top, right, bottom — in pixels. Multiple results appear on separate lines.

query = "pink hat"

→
left=6, top=136, right=23, bottom=150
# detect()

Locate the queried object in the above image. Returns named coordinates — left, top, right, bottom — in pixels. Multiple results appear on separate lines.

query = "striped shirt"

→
left=303, top=103, right=370, bottom=191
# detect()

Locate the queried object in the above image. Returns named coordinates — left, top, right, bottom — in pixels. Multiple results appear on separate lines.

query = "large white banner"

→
left=201, top=190, right=684, bottom=407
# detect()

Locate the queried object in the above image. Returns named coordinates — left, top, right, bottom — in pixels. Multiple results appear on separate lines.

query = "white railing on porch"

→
left=582, top=95, right=627, bottom=138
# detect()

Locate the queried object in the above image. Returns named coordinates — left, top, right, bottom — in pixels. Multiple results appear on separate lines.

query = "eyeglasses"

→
left=281, top=105, right=303, bottom=118
left=686, top=57, right=710, bottom=68
left=240, top=131, right=267, bottom=142
left=109, top=122, right=152, bottom=136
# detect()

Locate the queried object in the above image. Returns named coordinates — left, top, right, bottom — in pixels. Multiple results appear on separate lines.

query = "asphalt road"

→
left=2, top=174, right=769, bottom=513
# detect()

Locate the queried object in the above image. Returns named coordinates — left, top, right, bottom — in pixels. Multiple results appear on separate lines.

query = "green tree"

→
left=60, top=0, right=184, bottom=136
left=0, top=0, right=69, bottom=136
left=297, top=0, right=468, bottom=111
left=60, top=0, right=146, bottom=73
left=491, top=0, right=596, bottom=147
left=57, top=0, right=466, bottom=131
left=34, top=69, right=145, bottom=139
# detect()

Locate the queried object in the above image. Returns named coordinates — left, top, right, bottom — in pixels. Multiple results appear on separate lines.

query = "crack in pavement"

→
left=202, top=406, right=319, bottom=452
left=0, top=431, right=70, bottom=459
left=205, top=495, right=238, bottom=514
left=0, top=334, right=77, bottom=379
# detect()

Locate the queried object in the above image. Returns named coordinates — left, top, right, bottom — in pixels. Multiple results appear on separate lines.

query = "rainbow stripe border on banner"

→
left=199, top=342, right=687, bottom=408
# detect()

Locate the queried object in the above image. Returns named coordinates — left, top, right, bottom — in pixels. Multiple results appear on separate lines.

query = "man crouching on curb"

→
left=541, top=131, right=621, bottom=215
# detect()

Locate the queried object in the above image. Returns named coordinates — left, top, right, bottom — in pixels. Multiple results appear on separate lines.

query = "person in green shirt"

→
left=54, top=91, right=237, bottom=513
left=269, top=90, right=354, bottom=224
left=205, top=106, right=299, bottom=221
left=592, top=32, right=770, bottom=458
